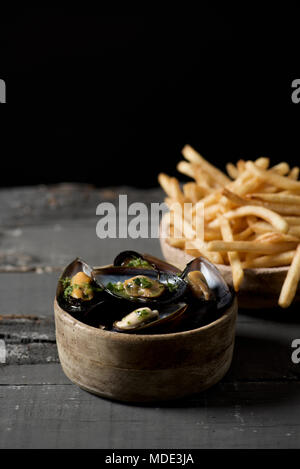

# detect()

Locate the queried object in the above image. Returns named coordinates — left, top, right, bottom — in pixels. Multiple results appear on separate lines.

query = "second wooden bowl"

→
left=160, top=224, right=300, bottom=309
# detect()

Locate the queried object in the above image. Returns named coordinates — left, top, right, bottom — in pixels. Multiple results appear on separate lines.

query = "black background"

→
left=0, top=8, right=299, bottom=188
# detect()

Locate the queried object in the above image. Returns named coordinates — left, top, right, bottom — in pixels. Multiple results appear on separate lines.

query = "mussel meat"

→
left=56, top=258, right=104, bottom=315
left=181, top=257, right=233, bottom=310
left=113, top=302, right=187, bottom=333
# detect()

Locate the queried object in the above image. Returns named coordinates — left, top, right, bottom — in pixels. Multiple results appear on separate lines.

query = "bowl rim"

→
left=54, top=294, right=237, bottom=344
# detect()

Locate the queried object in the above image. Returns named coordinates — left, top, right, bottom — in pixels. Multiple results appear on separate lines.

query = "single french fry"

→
left=229, top=172, right=262, bottom=196
left=185, top=239, right=223, bottom=264
left=289, top=167, right=300, bottom=180
left=278, top=244, right=300, bottom=308
left=288, top=226, right=300, bottom=237
left=204, top=203, right=222, bottom=221
left=204, top=229, right=222, bottom=241
left=245, top=161, right=300, bottom=191
left=183, top=182, right=205, bottom=203
left=242, top=250, right=296, bottom=268
left=262, top=204, right=300, bottom=216
left=218, top=216, right=244, bottom=291
left=225, top=189, right=300, bottom=215
left=158, top=173, right=174, bottom=199
left=207, top=240, right=298, bottom=254
left=177, top=160, right=196, bottom=179
left=255, top=157, right=270, bottom=169
left=177, top=161, right=215, bottom=194
left=226, top=163, right=239, bottom=179
left=182, top=145, right=231, bottom=187
left=247, top=219, right=276, bottom=234
left=224, top=205, right=289, bottom=233
left=247, top=192, right=300, bottom=204
left=222, top=188, right=249, bottom=206
left=257, top=183, right=278, bottom=193
left=167, top=237, right=186, bottom=249
left=284, top=216, right=300, bottom=226
left=253, top=232, right=300, bottom=243
left=193, top=165, right=218, bottom=189
left=199, top=191, right=222, bottom=207
left=237, top=160, right=246, bottom=172
left=271, top=162, right=290, bottom=176
left=233, top=226, right=254, bottom=240
left=170, top=177, right=186, bottom=203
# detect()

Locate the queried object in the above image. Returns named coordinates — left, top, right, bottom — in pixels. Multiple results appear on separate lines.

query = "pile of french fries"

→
left=158, top=145, right=300, bottom=308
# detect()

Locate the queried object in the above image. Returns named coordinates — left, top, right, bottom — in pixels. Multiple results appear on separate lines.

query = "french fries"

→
left=158, top=145, right=300, bottom=306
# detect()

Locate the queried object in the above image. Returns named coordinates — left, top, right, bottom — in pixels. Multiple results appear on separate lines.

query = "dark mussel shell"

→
left=113, top=251, right=156, bottom=269
left=56, top=258, right=105, bottom=315
left=94, top=265, right=187, bottom=306
left=113, top=250, right=181, bottom=274
left=181, top=257, right=233, bottom=310
left=112, top=302, right=188, bottom=334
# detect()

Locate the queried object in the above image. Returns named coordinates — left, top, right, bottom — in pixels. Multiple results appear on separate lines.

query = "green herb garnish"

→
left=60, top=277, right=102, bottom=300
left=166, top=281, right=179, bottom=293
left=126, top=257, right=152, bottom=268
left=133, top=277, right=153, bottom=289
left=136, top=309, right=151, bottom=318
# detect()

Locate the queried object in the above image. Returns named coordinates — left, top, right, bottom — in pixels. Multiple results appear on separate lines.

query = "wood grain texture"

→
left=0, top=376, right=299, bottom=449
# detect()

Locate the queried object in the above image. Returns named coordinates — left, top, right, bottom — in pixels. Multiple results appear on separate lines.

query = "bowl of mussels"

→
left=54, top=251, right=238, bottom=403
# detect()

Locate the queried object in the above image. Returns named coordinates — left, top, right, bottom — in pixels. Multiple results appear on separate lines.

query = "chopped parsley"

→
left=133, top=277, right=153, bottom=289
left=60, top=276, right=102, bottom=300
left=136, top=309, right=151, bottom=318
left=107, top=281, right=125, bottom=293
left=166, top=281, right=179, bottom=293
left=126, top=257, right=152, bottom=268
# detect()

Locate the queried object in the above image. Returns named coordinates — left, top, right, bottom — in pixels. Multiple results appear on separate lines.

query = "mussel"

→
left=181, top=257, right=233, bottom=310
left=94, top=265, right=187, bottom=306
left=112, top=302, right=187, bottom=333
left=56, top=258, right=105, bottom=315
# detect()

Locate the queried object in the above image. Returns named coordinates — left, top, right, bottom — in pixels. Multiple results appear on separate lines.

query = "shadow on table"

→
left=238, top=305, right=300, bottom=323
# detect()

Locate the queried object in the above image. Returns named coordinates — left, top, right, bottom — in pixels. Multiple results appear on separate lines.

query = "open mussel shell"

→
left=112, top=302, right=188, bottom=334
left=113, top=251, right=155, bottom=269
left=113, top=250, right=181, bottom=274
left=56, top=258, right=104, bottom=315
left=94, top=266, right=187, bottom=306
left=181, top=257, right=233, bottom=310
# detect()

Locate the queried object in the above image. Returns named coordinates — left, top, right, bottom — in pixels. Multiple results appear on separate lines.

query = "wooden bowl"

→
left=54, top=293, right=238, bottom=403
left=159, top=216, right=300, bottom=310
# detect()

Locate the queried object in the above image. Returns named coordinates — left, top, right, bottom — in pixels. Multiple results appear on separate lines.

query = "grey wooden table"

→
left=0, top=184, right=299, bottom=449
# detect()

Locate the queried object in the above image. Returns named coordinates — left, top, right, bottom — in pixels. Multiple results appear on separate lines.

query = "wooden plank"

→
left=0, top=184, right=164, bottom=228
left=0, top=379, right=299, bottom=449
left=0, top=220, right=164, bottom=271
left=0, top=273, right=58, bottom=317
left=0, top=184, right=166, bottom=271
left=0, top=364, right=69, bottom=385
